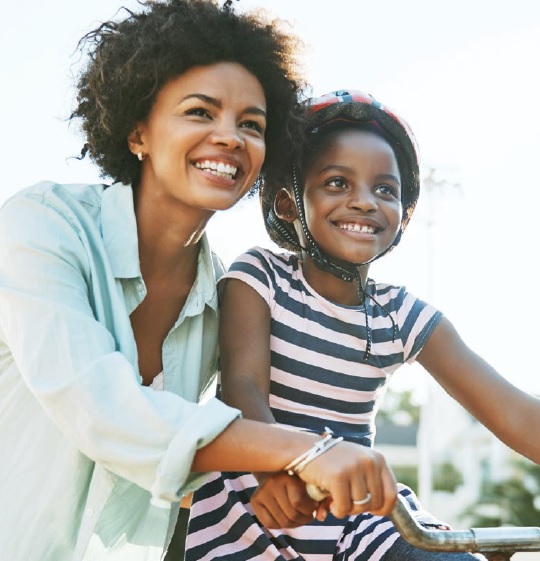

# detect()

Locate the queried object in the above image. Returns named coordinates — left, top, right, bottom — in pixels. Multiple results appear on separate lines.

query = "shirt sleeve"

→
left=0, top=192, right=240, bottom=503
left=392, top=286, right=443, bottom=364
left=219, top=247, right=275, bottom=306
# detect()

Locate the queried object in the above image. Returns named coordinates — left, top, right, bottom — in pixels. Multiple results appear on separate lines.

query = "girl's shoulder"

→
left=225, top=246, right=303, bottom=295
left=367, top=278, right=436, bottom=315
left=368, top=278, right=408, bottom=302
left=230, top=246, right=300, bottom=273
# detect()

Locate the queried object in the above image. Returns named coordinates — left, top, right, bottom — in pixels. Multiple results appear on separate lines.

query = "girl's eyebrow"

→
left=317, top=163, right=353, bottom=174
left=377, top=173, right=401, bottom=184
left=316, top=164, right=401, bottom=184
left=179, top=93, right=267, bottom=118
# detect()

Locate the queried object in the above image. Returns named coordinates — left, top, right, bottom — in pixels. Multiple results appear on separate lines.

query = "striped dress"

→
left=186, top=247, right=443, bottom=561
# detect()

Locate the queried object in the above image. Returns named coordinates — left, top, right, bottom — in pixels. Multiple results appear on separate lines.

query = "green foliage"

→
left=377, top=388, right=421, bottom=425
left=393, top=466, right=418, bottom=493
left=432, top=461, right=464, bottom=493
left=463, top=461, right=540, bottom=526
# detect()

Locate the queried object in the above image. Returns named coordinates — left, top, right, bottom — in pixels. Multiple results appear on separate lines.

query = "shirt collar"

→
left=101, top=182, right=219, bottom=311
left=185, top=235, right=220, bottom=315
left=101, top=182, right=141, bottom=279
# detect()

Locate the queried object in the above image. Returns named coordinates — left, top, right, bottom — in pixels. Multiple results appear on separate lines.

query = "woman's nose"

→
left=211, top=119, right=245, bottom=150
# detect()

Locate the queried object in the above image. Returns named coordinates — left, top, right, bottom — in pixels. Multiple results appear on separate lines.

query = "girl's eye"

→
left=376, top=184, right=400, bottom=198
left=326, top=177, right=347, bottom=189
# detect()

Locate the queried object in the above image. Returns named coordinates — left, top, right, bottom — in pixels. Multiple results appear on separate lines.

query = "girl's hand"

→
left=297, top=440, right=398, bottom=519
left=251, top=472, right=318, bottom=528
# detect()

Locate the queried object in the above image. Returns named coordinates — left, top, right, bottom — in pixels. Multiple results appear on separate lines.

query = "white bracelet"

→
left=291, top=436, right=343, bottom=475
left=283, top=431, right=333, bottom=474
left=284, top=427, right=344, bottom=476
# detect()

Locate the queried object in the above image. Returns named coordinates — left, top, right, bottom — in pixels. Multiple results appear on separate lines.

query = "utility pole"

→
left=417, top=167, right=460, bottom=507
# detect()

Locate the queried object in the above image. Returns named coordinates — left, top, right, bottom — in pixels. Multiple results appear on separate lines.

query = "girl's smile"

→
left=302, top=128, right=402, bottom=267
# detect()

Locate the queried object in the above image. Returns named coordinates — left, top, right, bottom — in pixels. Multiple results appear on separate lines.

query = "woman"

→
left=0, top=2, right=398, bottom=560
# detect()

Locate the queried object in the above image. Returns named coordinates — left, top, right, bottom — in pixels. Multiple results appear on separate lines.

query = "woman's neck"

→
left=133, top=184, right=211, bottom=281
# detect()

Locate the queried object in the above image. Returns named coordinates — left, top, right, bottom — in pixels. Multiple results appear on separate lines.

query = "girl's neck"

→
left=300, top=252, right=370, bottom=307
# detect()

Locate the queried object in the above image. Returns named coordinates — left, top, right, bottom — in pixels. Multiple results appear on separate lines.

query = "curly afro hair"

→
left=71, top=0, right=306, bottom=188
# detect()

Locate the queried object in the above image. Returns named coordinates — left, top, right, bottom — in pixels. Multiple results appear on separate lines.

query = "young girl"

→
left=0, top=7, right=400, bottom=560
left=186, top=90, right=540, bottom=561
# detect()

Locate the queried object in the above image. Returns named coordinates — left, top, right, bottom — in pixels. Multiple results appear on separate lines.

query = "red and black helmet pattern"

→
left=262, top=89, right=421, bottom=258
left=304, top=89, right=420, bottom=237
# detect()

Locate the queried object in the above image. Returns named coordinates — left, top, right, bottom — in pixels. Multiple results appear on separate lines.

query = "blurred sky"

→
left=1, top=0, right=539, bottom=394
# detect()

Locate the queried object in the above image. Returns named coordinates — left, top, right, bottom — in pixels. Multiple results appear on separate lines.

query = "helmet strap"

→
left=278, top=164, right=399, bottom=361
left=291, top=164, right=370, bottom=288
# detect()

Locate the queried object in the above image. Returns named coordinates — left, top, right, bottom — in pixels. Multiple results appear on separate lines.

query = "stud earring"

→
left=137, top=152, right=144, bottom=161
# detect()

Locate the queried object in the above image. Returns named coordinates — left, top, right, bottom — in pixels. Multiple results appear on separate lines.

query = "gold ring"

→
left=352, top=492, right=372, bottom=506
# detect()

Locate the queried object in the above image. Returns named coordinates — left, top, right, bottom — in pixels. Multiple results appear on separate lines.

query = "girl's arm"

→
left=210, top=276, right=397, bottom=519
left=218, top=278, right=275, bottom=423
left=217, top=277, right=318, bottom=525
left=417, top=316, right=540, bottom=464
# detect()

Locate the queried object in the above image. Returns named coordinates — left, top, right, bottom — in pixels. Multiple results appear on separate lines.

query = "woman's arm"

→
left=0, top=192, right=397, bottom=518
left=0, top=191, right=239, bottom=501
left=417, top=316, right=540, bottom=463
left=192, top=415, right=397, bottom=518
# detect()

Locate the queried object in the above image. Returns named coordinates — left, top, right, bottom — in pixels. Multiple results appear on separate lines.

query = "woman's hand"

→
left=297, top=440, right=398, bottom=519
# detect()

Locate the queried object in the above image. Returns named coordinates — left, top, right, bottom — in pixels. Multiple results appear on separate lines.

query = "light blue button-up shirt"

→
left=0, top=181, right=240, bottom=561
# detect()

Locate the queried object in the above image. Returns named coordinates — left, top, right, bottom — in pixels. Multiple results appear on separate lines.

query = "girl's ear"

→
left=274, top=188, right=298, bottom=223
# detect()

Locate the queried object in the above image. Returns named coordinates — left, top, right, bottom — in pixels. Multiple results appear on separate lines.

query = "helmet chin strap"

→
left=291, top=165, right=396, bottom=286
left=287, top=165, right=397, bottom=359
left=268, top=206, right=363, bottom=285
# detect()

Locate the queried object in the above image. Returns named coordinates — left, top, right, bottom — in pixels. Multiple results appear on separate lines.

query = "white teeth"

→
left=195, top=160, right=238, bottom=179
left=339, top=223, right=375, bottom=233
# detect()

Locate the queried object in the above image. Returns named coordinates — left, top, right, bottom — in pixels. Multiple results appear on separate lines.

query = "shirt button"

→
left=85, top=508, right=94, bottom=517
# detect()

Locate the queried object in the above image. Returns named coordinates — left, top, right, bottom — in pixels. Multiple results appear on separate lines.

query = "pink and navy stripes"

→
left=186, top=247, right=443, bottom=561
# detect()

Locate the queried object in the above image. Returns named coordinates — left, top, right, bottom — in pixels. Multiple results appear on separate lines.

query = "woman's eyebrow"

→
left=179, top=93, right=266, bottom=117
left=180, top=93, right=220, bottom=106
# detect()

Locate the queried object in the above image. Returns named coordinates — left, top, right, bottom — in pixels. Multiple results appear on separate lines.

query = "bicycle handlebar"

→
left=306, top=484, right=540, bottom=553
left=390, top=494, right=540, bottom=553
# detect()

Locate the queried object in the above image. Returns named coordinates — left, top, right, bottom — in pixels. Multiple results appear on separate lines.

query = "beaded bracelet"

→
left=284, top=427, right=344, bottom=476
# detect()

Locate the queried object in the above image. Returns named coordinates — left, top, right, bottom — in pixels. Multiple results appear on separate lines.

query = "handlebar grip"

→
left=306, top=483, right=328, bottom=501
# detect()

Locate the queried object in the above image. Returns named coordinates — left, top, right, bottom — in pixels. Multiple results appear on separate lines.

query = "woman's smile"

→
left=193, top=159, right=239, bottom=181
left=132, top=61, right=267, bottom=214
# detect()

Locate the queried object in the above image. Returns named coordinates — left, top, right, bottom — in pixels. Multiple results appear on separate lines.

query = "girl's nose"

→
left=211, top=119, right=245, bottom=150
left=348, top=185, right=377, bottom=212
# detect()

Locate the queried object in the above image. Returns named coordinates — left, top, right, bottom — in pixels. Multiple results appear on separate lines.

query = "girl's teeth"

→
left=340, top=223, right=374, bottom=233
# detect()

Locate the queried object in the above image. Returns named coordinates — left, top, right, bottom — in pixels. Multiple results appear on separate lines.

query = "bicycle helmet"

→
left=263, top=90, right=421, bottom=359
left=265, top=89, right=420, bottom=267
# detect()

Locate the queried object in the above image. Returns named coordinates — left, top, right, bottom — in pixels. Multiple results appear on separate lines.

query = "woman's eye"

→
left=184, top=107, right=212, bottom=118
left=240, top=120, right=265, bottom=134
